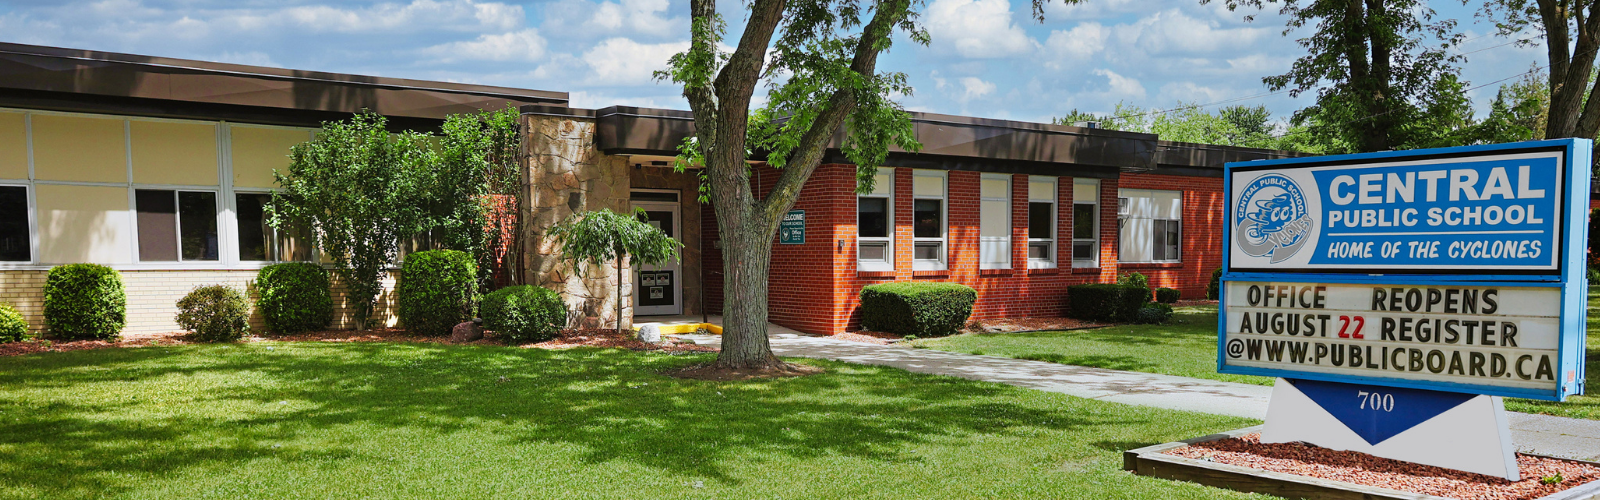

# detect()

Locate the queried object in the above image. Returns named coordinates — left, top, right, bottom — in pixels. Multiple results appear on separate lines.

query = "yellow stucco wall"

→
left=131, top=120, right=218, bottom=186
left=32, top=114, right=127, bottom=183
left=0, top=111, right=26, bottom=181
left=35, top=184, right=132, bottom=264
left=231, top=125, right=310, bottom=189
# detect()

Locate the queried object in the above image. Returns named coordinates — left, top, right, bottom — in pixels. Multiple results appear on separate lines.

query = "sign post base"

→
left=1262, top=378, right=1519, bottom=481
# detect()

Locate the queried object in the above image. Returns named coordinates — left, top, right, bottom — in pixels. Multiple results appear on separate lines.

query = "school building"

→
left=0, top=41, right=1306, bottom=336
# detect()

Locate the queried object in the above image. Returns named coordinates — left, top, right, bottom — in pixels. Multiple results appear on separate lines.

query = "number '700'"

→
left=1358, top=391, right=1394, bottom=412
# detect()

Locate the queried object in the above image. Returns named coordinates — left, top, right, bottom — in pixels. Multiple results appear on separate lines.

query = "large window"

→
left=912, top=170, right=946, bottom=270
left=136, top=189, right=219, bottom=261
left=858, top=168, right=894, bottom=271
left=1027, top=176, right=1057, bottom=268
left=1117, top=188, right=1182, bottom=263
left=0, top=185, right=28, bottom=261
left=979, top=174, right=1010, bottom=270
left=1072, top=179, right=1099, bottom=267
left=235, top=193, right=312, bottom=262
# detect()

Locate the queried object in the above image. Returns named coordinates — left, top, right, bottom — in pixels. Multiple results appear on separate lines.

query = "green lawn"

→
left=914, top=298, right=1600, bottom=420
left=0, top=342, right=1266, bottom=499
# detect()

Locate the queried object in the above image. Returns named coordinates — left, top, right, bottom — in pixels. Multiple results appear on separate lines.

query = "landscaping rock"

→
left=450, top=319, right=484, bottom=343
left=637, top=324, right=661, bottom=343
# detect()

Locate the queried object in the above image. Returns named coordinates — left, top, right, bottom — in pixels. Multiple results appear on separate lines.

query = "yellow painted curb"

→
left=633, top=323, right=722, bottom=335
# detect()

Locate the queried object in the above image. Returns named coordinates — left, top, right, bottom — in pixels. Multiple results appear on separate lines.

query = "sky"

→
left=0, top=0, right=1547, bottom=126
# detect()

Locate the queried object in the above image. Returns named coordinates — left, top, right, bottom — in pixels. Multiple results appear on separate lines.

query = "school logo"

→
left=1235, top=173, right=1314, bottom=263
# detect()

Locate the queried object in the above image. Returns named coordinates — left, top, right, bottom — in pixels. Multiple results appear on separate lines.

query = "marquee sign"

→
left=1220, top=140, right=1591, bottom=480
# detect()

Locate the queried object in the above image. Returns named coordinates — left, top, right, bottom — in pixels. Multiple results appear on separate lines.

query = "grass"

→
left=914, top=296, right=1600, bottom=420
left=0, top=342, right=1266, bottom=499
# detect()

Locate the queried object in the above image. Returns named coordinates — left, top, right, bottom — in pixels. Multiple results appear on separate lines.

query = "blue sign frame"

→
left=1219, top=139, right=1591, bottom=401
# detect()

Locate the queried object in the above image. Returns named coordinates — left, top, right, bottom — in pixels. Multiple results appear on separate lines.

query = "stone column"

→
left=522, top=114, right=632, bottom=330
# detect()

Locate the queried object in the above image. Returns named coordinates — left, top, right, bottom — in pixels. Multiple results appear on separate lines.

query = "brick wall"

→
left=0, top=268, right=400, bottom=337
left=1118, top=172, right=1225, bottom=299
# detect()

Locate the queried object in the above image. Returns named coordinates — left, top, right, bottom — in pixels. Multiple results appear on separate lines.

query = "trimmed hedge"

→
left=482, top=285, right=566, bottom=343
left=1206, top=267, right=1223, bottom=300
left=1066, top=283, right=1150, bottom=322
left=176, top=285, right=251, bottom=342
left=257, top=263, right=333, bottom=334
left=44, top=264, right=126, bottom=340
left=397, top=250, right=479, bottom=336
left=859, top=281, right=976, bottom=337
left=1135, top=303, right=1174, bottom=324
left=1117, top=271, right=1150, bottom=291
left=1155, top=287, right=1181, bottom=304
left=0, top=303, right=26, bottom=343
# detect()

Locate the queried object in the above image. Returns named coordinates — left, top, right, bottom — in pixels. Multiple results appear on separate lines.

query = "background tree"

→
left=1210, top=0, right=1464, bottom=153
left=658, top=0, right=946, bottom=371
left=1480, top=0, right=1598, bottom=151
left=268, top=112, right=433, bottom=330
left=548, top=209, right=682, bottom=336
left=427, top=107, right=525, bottom=290
left=1056, top=103, right=1290, bottom=149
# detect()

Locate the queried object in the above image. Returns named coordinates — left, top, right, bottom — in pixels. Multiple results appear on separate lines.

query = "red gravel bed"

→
left=965, top=317, right=1106, bottom=333
left=0, top=334, right=192, bottom=357
left=1165, top=433, right=1600, bottom=500
left=1173, top=299, right=1218, bottom=307
left=0, top=327, right=715, bottom=357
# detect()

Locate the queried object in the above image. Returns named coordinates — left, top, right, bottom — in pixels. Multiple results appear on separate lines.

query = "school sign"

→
left=1219, top=140, right=1591, bottom=479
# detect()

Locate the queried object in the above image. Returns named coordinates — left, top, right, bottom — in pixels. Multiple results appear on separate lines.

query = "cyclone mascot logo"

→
left=1235, top=173, right=1314, bottom=264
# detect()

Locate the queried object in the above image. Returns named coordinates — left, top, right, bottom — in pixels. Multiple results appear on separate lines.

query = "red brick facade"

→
left=699, top=164, right=1229, bottom=335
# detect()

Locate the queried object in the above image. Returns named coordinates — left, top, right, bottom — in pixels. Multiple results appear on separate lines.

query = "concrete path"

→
left=674, top=331, right=1600, bottom=461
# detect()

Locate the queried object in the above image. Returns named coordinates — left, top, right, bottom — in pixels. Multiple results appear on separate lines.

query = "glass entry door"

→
left=632, top=195, right=682, bottom=316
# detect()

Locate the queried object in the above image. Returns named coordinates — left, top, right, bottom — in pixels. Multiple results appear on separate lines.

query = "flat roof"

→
left=0, top=42, right=566, bottom=128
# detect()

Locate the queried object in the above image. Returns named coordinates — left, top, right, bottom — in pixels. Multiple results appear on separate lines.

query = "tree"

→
left=548, top=209, right=682, bottom=336
left=268, top=112, right=433, bottom=330
left=1480, top=0, right=1599, bottom=149
left=1056, top=103, right=1290, bottom=150
left=1210, top=0, right=1463, bottom=152
left=427, top=108, right=525, bottom=290
left=1473, top=69, right=1551, bottom=143
left=657, top=0, right=952, bottom=370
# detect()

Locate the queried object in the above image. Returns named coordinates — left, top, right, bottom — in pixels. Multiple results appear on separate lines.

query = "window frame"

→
left=1026, top=176, right=1057, bottom=269
left=0, top=182, right=35, bottom=264
left=911, top=169, right=947, bottom=271
left=978, top=173, right=1011, bottom=270
left=1071, top=179, right=1099, bottom=268
left=133, top=187, right=224, bottom=263
left=232, top=189, right=316, bottom=263
left=857, top=168, right=894, bottom=272
left=1116, top=188, right=1184, bottom=264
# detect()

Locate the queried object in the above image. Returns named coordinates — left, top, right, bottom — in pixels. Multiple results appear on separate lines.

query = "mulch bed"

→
left=0, top=327, right=717, bottom=357
left=0, top=335, right=194, bottom=357
left=1165, top=433, right=1600, bottom=500
left=833, top=331, right=902, bottom=345
left=964, top=316, right=1105, bottom=333
left=528, top=328, right=717, bottom=353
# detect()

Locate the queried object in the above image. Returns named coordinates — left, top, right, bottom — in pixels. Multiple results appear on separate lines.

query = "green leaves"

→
left=175, top=285, right=251, bottom=342
left=396, top=249, right=479, bottom=337
left=482, top=285, right=566, bottom=343
left=0, top=303, right=27, bottom=343
left=257, top=263, right=333, bottom=334
left=859, top=281, right=976, bottom=337
left=42, top=264, right=126, bottom=340
left=548, top=209, right=683, bottom=274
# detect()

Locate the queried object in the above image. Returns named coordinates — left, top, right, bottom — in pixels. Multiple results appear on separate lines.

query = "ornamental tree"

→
left=548, top=208, right=683, bottom=336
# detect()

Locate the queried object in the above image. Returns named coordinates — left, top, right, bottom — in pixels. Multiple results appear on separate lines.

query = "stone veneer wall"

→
left=0, top=269, right=399, bottom=337
left=522, top=114, right=633, bottom=329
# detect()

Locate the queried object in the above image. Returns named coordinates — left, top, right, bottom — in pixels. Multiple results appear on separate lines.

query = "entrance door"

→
left=632, top=194, right=682, bottom=316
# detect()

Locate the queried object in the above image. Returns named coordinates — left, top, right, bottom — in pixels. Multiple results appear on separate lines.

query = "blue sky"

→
left=0, top=0, right=1544, bottom=125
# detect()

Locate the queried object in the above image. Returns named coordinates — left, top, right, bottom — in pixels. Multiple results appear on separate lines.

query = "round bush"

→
left=176, top=285, right=251, bottom=342
left=1207, top=267, right=1223, bottom=300
left=44, top=264, right=126, bottom=340
left=256, top=263, right=333, bottom=334
left=0, top=303, right=27, bottom=343
left=1155, top=287, right=1181, bottom=304
left=481, top=285, right=567, bottom=343
left=860, top=281, right=977, bottom=337
left=397, top=249, right=479, bottom=336
left=1135, top=303, right=1174, bottom=324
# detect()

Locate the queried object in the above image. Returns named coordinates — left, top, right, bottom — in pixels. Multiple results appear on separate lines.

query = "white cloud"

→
left=1044, top=22, right=1110, bottom=69
left=1092, top=68, right=1147, bottom=99
left=1039, top=0, right=1142, bottom=20
left=1157, top=81, right=1226, bottom=103
left=958, top=77, right=997, bottom=101
left=541, top=0, right=686, bottom=40
left=422, top=29, right=548, bottom=62
left=925, top=0, right=1037, bottom=58
left=582, top=37, right=688, bottom=85
left=1110, top=9, right=1271, bottom=56
left=270, top=0, right=523, bottom=33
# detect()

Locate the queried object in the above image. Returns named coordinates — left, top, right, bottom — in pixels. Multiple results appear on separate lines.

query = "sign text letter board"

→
left=1221, top=139, right=1590, bottom=401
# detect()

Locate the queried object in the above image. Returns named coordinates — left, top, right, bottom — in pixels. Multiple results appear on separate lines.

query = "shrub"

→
left=0, top=303, right=27, bottom=343
left=859, top=281, right=977, bottom=337
left=43, top=264, right=126, bottom=340
left=1066, top=283, right=1150, bottom=322
left=1135, top=303, right=1174, bottom=324
left=482, top=285, right=567, bottom=343
left=1207, top=267, right=1223, bottom=300
left=176, top=285, right=251, bottom=342
left=257, top=263, right=333, bottom=334
left=1117, top=271, right=1150, bottom=290
left=397, top=250, right=479, bottom=336
left=1155, top=287, right=1181, bottom=303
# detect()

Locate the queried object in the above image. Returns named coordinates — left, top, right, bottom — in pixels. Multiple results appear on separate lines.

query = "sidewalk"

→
left=675, top=331, right=1600, bottom=461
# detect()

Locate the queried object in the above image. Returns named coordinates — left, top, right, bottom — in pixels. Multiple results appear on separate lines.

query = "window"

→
left=1072, top=179, right=1099, bottom=267
left=0, top=186, right=28, bottom=262
left=912, top=170, right=946, bottom=270
left=1117, top=188, right=1183, bottom=263
left=235, top=193, right=312, bottom=262
left=858, top=169, right=894, bottom=271
left=1027, top=176, right=1057, bottom=268
left=979, top=174, right=1010, bottom=269
left=136, top=189, right=218, bottom=261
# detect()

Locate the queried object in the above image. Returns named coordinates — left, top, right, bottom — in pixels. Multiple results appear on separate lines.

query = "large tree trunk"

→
left=715, top=217, right=782, bottom=369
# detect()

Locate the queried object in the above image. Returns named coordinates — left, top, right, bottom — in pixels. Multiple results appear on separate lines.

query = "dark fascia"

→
left=0, top=42, right=567, bottom=125
left=1148, top=140, right=1311, bottom=177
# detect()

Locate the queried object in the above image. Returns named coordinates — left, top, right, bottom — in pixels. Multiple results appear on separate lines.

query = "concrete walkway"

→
left=674, top=331, right=1600, bottom=461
